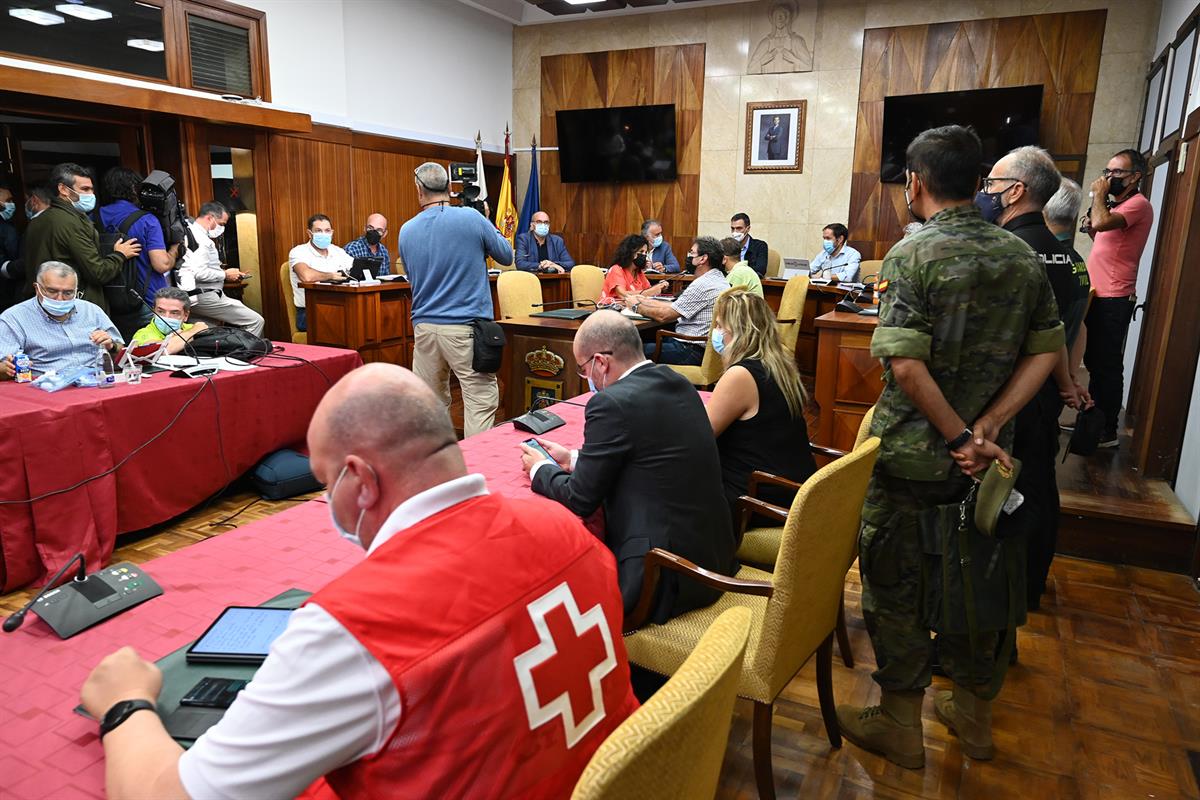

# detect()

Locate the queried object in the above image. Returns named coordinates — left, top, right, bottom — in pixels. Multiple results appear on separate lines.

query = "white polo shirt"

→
left=288, top=242, right=353, bottom=309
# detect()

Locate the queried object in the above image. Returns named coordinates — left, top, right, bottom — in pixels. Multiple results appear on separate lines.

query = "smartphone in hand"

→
left=522, top=438, right=555, bottom=463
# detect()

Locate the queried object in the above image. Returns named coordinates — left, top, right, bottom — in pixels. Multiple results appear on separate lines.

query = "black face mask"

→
left=684, top=255, right=696, bottom=274
left=1107, top=177, right=1126, bottom=197
left=364, top=229, right=382, bottom=246
left=904, top=177, right=926, bottom=223
left=632, top=253, right=647, bottom=269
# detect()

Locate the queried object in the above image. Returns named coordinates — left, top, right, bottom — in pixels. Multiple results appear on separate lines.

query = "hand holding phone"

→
left=522, top=438, right=555, bottom=462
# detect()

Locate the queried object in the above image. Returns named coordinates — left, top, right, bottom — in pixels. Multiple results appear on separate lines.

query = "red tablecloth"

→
left=0, top=397, right=592, bottom=800
left=0, top=343, right=362, bottom=592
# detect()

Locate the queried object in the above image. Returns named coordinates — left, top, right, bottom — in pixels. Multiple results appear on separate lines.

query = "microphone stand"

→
left=3, top=553, right=86, bottom=632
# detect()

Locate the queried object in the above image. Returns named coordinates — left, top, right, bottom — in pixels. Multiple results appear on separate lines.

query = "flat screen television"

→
left=556, top=104, right=677, bottom=183
left=879, top=85, right=1044, bottom=183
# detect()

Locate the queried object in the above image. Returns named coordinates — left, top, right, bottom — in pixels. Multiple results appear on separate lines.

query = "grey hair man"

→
left=0, top=260, right=122, bottom=378
left=129, top=286, right=211, bottom=354
left=640, top=218, right=680, bottom=273
left=1043, top=178, right=1083, bottom=243
left=399, top=162, right=513, bottom=436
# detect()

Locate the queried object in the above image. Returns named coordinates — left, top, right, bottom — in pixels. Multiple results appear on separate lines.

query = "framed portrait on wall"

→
left=745, top=100, right=806, bottom=174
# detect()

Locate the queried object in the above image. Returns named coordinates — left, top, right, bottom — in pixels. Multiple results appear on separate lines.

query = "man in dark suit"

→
left=514, top=210, right=575, bottom=273
left=730, top=212, right=769, bottom=276
left=520, top=311, right=736, bottom=624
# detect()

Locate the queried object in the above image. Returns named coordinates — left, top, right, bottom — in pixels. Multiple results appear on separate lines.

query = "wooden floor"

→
left=3, top=486, right=1198, bottom=798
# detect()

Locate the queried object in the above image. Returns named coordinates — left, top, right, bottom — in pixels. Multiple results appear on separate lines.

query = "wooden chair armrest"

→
left=775, top=318, right=798, bottom=325
left=735, top=495, right=790, bottom=537
left=747, top=470, right=804, bottom=496
left=810, top=444, right=847, bottom=460
left=624, top=547, right=773, bottom=632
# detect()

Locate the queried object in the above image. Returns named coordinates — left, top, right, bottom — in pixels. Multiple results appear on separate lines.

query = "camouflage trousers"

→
left=859, top=470, right=1007, bottom=693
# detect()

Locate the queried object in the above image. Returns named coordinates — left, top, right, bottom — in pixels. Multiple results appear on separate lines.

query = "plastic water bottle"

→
left=95, top=347, right=116, bottom=389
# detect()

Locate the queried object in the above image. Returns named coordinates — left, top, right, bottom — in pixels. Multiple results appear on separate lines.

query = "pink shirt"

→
left=1088, top=193, right=1153, bottom=297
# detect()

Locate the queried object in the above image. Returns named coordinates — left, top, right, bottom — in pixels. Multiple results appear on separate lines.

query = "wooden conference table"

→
left=0, top=397, right=595, bottom=800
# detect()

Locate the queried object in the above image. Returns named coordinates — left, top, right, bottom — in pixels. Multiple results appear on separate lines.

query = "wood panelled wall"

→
left=848, top=10, right=1107, bottom=259
left=539, top=44, right=704, bottom=269
left=257, top=127, right=502, bottom=340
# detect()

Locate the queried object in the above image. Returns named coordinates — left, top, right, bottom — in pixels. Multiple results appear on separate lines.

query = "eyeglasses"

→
left=577, top=351, right=612, bottom=379
left=982, top=177, right=1023, bottom=192
left=1102, top=168, right=1134, bottom=178
left=37, top=285, right=78, bottom=300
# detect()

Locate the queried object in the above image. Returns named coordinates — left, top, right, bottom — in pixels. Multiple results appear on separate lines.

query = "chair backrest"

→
left=497, top=270, right=543, bottom=319
left=853, top=405, right=876, bottom=450
left=279, top=260, right=300, bottom=338
left=571, top=265, right=605, bottom=308
left=775, top=274, right=810, bottom=354
left=570, top=607, right=751, bottom=800
left=695, top=329, right=726, bottom=385
left=745, top=437, right=881, bottom=700
left=860, top=259, right=884, bottom=281
left=766, top=248, right=782, bottom=278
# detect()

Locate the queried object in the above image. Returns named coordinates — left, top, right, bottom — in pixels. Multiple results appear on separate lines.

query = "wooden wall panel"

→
left=848, top=10, right=1106, bottom=259
left=540, top=44, right=704, bottom=269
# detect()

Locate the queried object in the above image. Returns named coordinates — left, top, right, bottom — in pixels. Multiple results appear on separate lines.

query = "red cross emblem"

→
left=513, top=582, right=616, bottom=748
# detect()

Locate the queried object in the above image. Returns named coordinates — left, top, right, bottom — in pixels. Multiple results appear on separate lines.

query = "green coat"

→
left=23, top=198, right=126, bottom=317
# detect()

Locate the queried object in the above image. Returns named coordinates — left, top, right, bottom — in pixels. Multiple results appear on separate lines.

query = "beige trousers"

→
left=412, top=323, right=499, bottom=437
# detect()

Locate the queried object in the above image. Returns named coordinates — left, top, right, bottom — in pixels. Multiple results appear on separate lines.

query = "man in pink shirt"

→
left=1082, top=149, right=1153, bottom=447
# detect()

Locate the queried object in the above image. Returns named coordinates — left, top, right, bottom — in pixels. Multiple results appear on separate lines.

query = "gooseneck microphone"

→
left=3, top=553, right=86, bottom=632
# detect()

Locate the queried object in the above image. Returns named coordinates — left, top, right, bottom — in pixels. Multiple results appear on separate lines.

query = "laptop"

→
left=531, top=308, right=594, bottom=320
left=780, top=258, right=810, bottom=279
left=347, top=257, right=384, bottom=282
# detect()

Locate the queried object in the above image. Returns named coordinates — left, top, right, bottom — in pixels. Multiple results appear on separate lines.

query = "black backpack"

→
left=98, top=209, right=151, bottom=314
left=187, top=326, right=273, bottom=361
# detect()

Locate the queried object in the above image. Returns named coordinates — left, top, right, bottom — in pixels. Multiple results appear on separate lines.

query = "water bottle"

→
left=96, top=346, right=116, bottom=389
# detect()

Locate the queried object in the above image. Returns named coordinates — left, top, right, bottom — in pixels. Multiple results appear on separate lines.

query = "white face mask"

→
left=208, top=223, right=225, bottom=239
left=326, top=465, right=366, bottom=549
left=731, top=231, right=746, bottom=242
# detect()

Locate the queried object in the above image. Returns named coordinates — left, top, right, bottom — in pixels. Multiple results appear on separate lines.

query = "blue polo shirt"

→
left=98, top=200, right=168, bottom=301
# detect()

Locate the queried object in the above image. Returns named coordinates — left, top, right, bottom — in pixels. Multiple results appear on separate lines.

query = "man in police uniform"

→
left=981, top=147, right=1092, bottom=612
left=836, top=126, right=1065, bottom=769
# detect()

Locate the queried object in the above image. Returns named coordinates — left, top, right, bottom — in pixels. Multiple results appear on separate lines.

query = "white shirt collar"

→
left=365, top=473, right=489, bottom=556
left=619, top=359, right=652, bottom=381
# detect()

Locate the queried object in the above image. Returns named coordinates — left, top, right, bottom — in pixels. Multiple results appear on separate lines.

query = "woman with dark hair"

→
left=598, top=233, right=667, bottom=307
left=706, top=287, right=816, bottom=533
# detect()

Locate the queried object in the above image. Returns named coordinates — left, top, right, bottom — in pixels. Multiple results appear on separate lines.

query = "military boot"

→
left=836, top=690, right=925, bottom=769
left=934, top=684, right=995, bottom=760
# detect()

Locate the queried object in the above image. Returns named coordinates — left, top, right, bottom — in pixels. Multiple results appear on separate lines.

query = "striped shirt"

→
left=0, top=297, right=122, bottom=375
left=671, top=268, right=730, bottom=339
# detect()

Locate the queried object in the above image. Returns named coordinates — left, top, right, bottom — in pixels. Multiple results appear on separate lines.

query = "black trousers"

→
left=1012, top=387, right=1062, bottom=609
left=1083, top=296, right=1136, bottom=436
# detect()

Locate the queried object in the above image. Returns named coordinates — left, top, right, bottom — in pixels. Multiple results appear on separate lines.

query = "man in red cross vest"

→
left=80, top=363, right=639, bottom=799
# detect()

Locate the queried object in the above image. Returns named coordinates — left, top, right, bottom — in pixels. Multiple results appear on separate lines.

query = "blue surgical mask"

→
left=534, top=223, right=550, bottom=237
left=326, top=465, right=365, bottom=549
left=822, top=240, right=835, bottom=255
left=651, top=235, right=663, bottom=248
left=587, top=376, right=598, bottom=393
left=153, top=316, right=183, bottom=335
left=71, top=190, right=96, bottom=214
left=25, top=204, right=41, bottom=221
left=711, top=328, right=727, bottom=354
left=40, top=295, right=76, bottom=316
left=0, top=202, right=13, bottom=221
left=974, top=188, right=1007, bottom=225
left=312, top=232, right=333, bottom=250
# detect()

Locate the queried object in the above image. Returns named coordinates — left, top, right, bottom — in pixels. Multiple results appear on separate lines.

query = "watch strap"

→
left=100, top=699, right=156, bottom=738
left=946, top=427, right=973, bottom=451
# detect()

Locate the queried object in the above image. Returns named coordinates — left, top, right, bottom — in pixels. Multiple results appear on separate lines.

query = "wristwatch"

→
left=99, top=699, right=156, bottom=738
left=945, top=428, right=973, bottom=451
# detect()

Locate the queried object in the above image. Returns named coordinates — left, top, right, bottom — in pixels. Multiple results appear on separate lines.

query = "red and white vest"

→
left=304, top=492, right=638, bottom=799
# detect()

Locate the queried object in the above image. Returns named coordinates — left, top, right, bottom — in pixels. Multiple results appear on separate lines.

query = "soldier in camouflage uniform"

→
left=836, top=125, right=1065, bottom=769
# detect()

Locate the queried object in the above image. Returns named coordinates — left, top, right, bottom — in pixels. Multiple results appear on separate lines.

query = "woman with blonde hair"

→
left=706, top=287, right=816, bottom=534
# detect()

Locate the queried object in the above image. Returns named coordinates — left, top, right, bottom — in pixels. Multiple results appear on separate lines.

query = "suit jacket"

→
left=515, top=231, right=575, bottom=272
left=743, top=237, right=769, bottom=276
left=650, top=241, right=681, bottom=273
left=532, top=364, right=736, bottom=624
left=22, top=199, right=125, bottom=317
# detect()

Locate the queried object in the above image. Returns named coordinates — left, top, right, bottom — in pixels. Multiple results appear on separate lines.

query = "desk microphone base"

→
left=33, top=562, right=163, bottom=639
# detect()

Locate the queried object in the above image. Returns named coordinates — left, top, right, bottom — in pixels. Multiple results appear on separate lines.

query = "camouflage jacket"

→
left=869, top=204, right=1065, bottom=481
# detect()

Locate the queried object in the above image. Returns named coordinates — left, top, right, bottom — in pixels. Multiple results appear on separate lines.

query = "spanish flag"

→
left=493, top=125, right=519, bottom=265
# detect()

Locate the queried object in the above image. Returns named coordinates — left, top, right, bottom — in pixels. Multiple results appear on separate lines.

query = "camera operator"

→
left=178, top=201, right=264, bottom=337
left=399, top=162, right=513, bottom=436
left=98, top=167, right=176, bottom=338
left=23, top=162, right=142, bottom=319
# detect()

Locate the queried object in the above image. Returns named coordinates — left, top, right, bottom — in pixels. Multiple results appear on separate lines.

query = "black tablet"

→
left=185, top=606, right=294, bottom=665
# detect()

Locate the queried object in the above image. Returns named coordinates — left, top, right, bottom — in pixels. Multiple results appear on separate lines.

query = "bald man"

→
left=521, top=311, right=736, bottom=624
left=344, top=212, right=391, bottom=276
left=80, top=363, right=637, bottom=800
left=514, top=210, right=575, bottom=273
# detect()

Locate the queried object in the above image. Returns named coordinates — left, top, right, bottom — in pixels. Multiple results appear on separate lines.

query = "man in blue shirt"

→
left=98, top=167, right=174, bottom=337
left=399, top=162, right=513, bottom=436
left=0, top=261, right=121, bottom=379
left=343, top=213, right=391, bottom=276
left=514, top=211, right=574, bottom=273
left=809, top=222, right=862, bottom=282
left=641, top=219, right=680, bottom=273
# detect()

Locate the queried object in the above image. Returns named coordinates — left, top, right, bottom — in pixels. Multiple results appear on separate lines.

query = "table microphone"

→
left=3, top=553, right=86, bottom=632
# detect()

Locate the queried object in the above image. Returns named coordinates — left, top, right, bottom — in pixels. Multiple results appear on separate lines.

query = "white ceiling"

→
left=455, top=0, right=757, bottom=26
